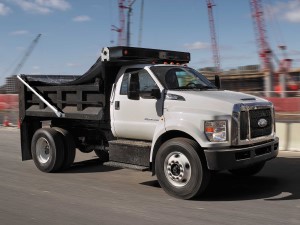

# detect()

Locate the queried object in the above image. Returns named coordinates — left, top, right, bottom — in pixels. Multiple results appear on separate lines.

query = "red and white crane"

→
left=249, top=0, right=272, bottom=72
left=250, top=0, right=297, bottom=97
left=112, top=0, right=138, bottom=47
left=112, top=0, right=127, bottom=46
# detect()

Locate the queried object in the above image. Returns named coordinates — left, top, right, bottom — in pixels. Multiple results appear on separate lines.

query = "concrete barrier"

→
left=0, top=110, right=19, bottom=127
left=276, top=122, right=300, bottom=151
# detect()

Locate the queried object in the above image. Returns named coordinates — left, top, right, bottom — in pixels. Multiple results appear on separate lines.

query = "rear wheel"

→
left=155, top=138, right=210, bottom=200
left=52, top=127, right=76, bottom=170
left=229, top=162, right=265, bottom=176
left=31, top=128, right=64, bottom=173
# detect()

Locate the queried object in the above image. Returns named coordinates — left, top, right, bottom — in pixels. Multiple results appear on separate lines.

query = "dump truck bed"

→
left=18, top=57, right=106, bottom=121
left=19, top=80, right=104, bottom=120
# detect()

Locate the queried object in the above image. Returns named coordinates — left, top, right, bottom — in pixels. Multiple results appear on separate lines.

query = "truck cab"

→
left=18, top=46, right=279, bottom=199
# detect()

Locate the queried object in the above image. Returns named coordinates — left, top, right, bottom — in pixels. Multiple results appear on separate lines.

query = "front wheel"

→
left=155, top=138, right=210, bottom=200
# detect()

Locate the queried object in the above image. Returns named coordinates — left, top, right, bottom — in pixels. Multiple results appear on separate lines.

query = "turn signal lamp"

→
left=204, top=120, right=227, bottom=142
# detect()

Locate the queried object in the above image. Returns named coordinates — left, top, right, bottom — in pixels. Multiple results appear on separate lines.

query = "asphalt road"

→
left=1, top=127, right=300, bottom=225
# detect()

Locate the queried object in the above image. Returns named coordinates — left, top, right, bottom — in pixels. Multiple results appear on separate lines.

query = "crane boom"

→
left=11, top=34, right=42, bottom=76
left=112, top=0, right=127, bottom=46
left=249, top=0, right=272, bottom=72
left=206, top=0, right=221, bottom=73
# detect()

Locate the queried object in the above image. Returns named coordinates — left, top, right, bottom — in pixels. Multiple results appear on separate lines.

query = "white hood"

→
left=165, top=90, right=269, bottom=116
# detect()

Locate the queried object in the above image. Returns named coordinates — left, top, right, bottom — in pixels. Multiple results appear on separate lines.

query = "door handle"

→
left=115, top=101, right=120, bottom=110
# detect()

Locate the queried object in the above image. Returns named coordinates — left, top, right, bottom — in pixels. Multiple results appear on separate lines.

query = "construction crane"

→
left=112, top=0, right=137, bottom=46
left=206, top=0, right=221, bottom=74
left=250, top=0, right=297, bottom=97
left=249, top=0, right=274, bottom=97
left=249, top=0, right=272, bottom=72
left=10, top=34, right=42, bottom=76
left=112, top=0, right=127, bottom=46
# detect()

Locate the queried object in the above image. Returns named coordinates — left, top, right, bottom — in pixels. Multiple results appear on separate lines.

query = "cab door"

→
left=111, top=69, right=162, bottom=140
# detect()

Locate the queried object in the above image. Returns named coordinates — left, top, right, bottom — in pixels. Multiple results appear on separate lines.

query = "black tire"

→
left=229, top=162, right=265, bottom=176
left=155, top=138, right=210, bottom=200
left=31, top=128, right=65, bottom=173
left=94, top=149, right=109, bottom=162
left=53, top=127, right=76, bottom=170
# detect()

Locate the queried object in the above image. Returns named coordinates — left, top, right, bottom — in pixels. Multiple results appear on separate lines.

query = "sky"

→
left=1, top=0, right=300, bottom=85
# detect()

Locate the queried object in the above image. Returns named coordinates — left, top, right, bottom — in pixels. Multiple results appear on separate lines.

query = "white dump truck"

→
left=18, top=46, right=279, bottom=199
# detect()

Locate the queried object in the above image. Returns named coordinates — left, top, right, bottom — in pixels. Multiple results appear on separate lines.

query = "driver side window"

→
left=139, top=70, right=158, bottom=93
left=120, top=69, right=158, bottom=98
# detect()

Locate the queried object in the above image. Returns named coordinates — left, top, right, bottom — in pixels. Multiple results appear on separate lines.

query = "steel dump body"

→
left=19, top=80, right=105, bottom=120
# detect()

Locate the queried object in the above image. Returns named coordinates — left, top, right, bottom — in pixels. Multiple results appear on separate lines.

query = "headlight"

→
left=205, top=120, right=227, bottom=142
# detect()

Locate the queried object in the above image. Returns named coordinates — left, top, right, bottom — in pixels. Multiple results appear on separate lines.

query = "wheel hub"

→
left=171, top=164, right=181, bottom=176
left=164, top=152, right=191, bottom=187
left=36, top=137, right=51, bottom=164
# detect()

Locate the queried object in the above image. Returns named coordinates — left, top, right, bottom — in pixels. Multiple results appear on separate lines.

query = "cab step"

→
left=109, top=139, right=151, bottom=167
left=103, top=161, right=149, bottom=171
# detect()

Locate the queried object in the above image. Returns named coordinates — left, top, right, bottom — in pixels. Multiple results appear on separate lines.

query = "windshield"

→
left=150, top=66, right=216, bottom=90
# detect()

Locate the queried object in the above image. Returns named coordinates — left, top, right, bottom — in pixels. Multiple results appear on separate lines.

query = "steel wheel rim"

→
left=164, top=151, right=191, bottom=187
left=36, top=137, right=51, bottom=164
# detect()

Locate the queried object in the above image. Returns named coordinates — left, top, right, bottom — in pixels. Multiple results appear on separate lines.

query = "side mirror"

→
left=151, top=88, right=161, bottom=99
left=127, top=73, right=140, bottom=100
left=214, top=75, right=221, bottom=89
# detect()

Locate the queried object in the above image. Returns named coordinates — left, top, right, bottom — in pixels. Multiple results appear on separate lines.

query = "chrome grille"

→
left=232, top=102, right=274, bottom=145
left=239, top=108, right=272, bottom=140
left=240, top=111, right=248, bottom=140
left=249, top=109, right=272, bottom=138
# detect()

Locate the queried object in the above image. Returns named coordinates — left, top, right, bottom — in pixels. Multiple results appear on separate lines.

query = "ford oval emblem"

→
left=258, top=118, right=268, bottom=128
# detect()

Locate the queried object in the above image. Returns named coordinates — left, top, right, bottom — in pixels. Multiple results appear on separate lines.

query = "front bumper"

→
left=204, top=137, right=279, bottom=171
